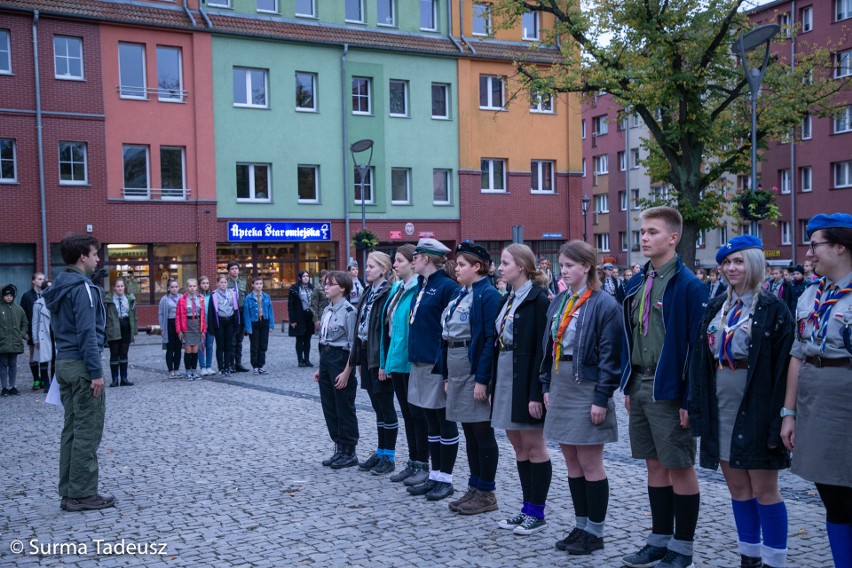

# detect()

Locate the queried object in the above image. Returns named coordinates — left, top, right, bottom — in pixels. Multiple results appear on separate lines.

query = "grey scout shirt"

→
left=442, top=287, right=474, bottom=341
left=495, top=280, right=534, bottom=347
left=320, top=299, right=356, bottom=351
left=791, top=270, right=852, bottom=359
left=631, top=255, right=678, bottom=368
left=550, top=285, right=588, bottom=355
left=708, top=289, right=755, bottom=361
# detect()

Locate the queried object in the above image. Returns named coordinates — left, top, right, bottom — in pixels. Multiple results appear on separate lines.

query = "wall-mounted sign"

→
left=542, top=233, right=564, bottom=239
left=228, top=222, right=332, bottom=242
left=418, top=231, right=435, bottom=238
left=404, top=223, right=415, bottom=236
left=764, top=250, right=781, bottom=258
left=389, top=231, right=403, bottom=240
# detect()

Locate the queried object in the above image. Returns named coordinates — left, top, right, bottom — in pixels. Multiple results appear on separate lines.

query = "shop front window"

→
left=0, top=244, right=35, bottom=297
left=101, top=243, right=197, bottom=305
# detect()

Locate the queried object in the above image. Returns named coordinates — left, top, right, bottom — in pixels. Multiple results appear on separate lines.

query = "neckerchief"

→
left=638, top=270, right=657, bottom=336
left=552, top=288, right=592, bottom=373
left=495, top=293, right=514, bottom=349
left=445, top=288, right=470, bottom=328
left=811, top=278, right=852, bottom=352
left=718, top=299, right=744, bottom=370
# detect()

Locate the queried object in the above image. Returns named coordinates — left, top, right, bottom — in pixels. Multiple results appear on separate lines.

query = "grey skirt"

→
left=491, top=350, right=542, bottom=431
left=716, top=367, right=748, bottom=462
left=791, top=363, right=852, bottom=487
left=182, top=317, right=202, bottom=346
left=446, top=347, right=491, bottom=423
left=543, top=359, right=617, bottom=445
left=408, top=361, right=446, bottom=410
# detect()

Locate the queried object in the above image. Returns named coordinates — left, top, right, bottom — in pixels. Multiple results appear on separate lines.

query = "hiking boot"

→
left=120, top=380, right=134, bottom=386
left=555, top=527, right=585, bottom=550
left=513, top=515, right=546, bottom=535
left=622, top=544, right=670, bottom=568
left=0, top=389, right=9, bottom=397
left=563, top=530, right=604, bottom=555
left=109, top=380, right=120, bottom=387
left=8, top=387, right=19, bottom=395
left=64, top=494, right=116, bottom=512
left=425, top=481, right=454, bottom=501
left=403, top=462, right=430, bottom=486
left=329, top=446, right=359, bottom=469
left=389, top=460, right=417, bottom=483
left=448, top=487, right=477, bottom=512
left=371, top=456, right=395, bottom=475
left=60, top=496, right=68, bottom=510
left=358, top=452, right=381, bottom=471
left=406, top=479, right=437, bottom=496
left=457, top=490, right=498, bottom=515
left=498, top=512, right=526, bottom=530
left=656, top=550, right=694, bottom=568
left=322, top=445, right=342, bottom=467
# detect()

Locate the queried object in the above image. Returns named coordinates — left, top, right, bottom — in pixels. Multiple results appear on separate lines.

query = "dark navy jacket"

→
left=408, top=269, right=460, bottom=366
left=619, top=256, right=708, bottom=407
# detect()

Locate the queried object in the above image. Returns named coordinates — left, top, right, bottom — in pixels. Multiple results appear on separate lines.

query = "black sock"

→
left=479, top=444, right=499, bottom=485
left=110, top=363, right=120, bottom=381
left=648, top=485, right=675, bottom=536
left=428, top=440, right=441, bottom=472
left=39, top=362, right=49, bottom=383
left=376, top=422, right=385, bottom=451
left=568, top=476, right=589, bottom=518
left=517, top=460, right=532, bottom=503
left=586, top=478, right=610, bottom=524
left=119, top=361, right=128, bottom=380
left=184, top=352, right=192, bottom=370
left=29, top=361, right=39, bottom=380
left=673, top=492, right=700, bottom=543
left=440, top=440, right=458, bottom=475
left=529, top=460, right=552, bottom=506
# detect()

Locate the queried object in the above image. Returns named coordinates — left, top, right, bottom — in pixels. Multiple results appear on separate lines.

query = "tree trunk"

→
left=677, top=222, right=699, bottom=271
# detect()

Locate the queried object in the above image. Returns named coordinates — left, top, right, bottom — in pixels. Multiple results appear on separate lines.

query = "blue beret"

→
left=716, top=235, right=763, bottom=265
left=806, top=213, right=852, bottom=239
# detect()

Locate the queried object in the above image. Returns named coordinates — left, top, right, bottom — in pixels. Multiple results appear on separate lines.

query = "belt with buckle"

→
left=804, top=356, right=852, bottom=368
left=447, top=340, right=470, bottom=349
left=717, top=359, right=749, bottom=370
left=632, top=364, right=656, bottom=376
left=320, top=344, right=347, bottom=353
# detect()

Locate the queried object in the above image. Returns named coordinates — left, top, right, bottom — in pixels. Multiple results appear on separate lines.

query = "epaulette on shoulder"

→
left=345, top=305, right=355, bottom=312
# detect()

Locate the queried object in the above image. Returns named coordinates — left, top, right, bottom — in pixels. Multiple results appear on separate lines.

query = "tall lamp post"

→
left=581, top=194, right=591, bottom=243
left=350, top=138, right=374, bottom=274
left=732, top=24, right=780, bottom=236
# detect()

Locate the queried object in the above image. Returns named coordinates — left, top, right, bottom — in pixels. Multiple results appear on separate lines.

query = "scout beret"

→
left=716, top=235, right=763, bottom=265
left=806, top=213, right=852, bottom=239
left=456, top=241, right=491, bottom=265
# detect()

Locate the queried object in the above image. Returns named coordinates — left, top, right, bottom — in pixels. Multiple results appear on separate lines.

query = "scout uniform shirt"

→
left=320, top=299, right=356, bottom=351
left=550, top=285, right=588, bottom=356
left=707, top=290, right=754, bottom=360
left=442, top=287, right=474, bottom=341
left=496, top=280, right=534, bottom=348
left=632, top=256, right=678, bottom=368
left=791, top=271, right=852, bottom=359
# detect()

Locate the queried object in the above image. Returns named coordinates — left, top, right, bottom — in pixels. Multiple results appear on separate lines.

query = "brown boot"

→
left=457, top=489, right=498, bottom=515
left=448, top=487, right=477, bottom=512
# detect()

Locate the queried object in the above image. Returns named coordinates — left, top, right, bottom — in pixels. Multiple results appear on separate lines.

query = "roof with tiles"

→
left=0, top=0, right=197, bottom=29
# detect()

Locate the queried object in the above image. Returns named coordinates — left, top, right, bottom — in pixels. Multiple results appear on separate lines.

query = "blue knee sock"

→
left=732, top=498, right=761, bottom=558
left=758, top=501, right=787, bottom=567
left=826, top=522, right=852, bottom=568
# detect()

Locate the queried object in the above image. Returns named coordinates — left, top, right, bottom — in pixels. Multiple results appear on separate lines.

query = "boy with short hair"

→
left=244, top=277, right=274, bottom=375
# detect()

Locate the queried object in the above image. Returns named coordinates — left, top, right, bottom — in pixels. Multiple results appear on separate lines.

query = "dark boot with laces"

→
left=322, top=444, right=342, bottom=467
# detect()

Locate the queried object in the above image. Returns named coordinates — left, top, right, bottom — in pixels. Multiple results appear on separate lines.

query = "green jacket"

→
left=0, top=300, right=28, bottom=354
left=104, top=292, right=138, bottom=341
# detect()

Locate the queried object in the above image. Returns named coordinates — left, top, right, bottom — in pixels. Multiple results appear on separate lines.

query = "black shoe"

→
left=234, top=365, right=250, bottom=373
left=9, top=387, right=19, bottom=396
left=389, top=460, right=417, bottom=483
left=564, top=530, right=604, bottom=555
left=1, top=389, right=9, bottom=397
left=304, top=361, right=314, bottom=367
left=298, top=361, right=306, bottom=368
left=741, top=556, right=763, bottom=568
left=371, top=456, right=395, bottom=475
left=425, top=481, right=454, bottom=501
left=555, top=527, right=585, bottom=551
left=407, top=479, right=437, bottom=496
left=622, top=544, right=669, bottom=568
left=656, top=550, right=694, bottom=568
left=109, top=380, right=119, bottom=387
left=119, top=380, right=134, bottom=386
left=322, top=445, right=342, bottom=467
left=359, top=452, right=381, bottom=471
left=330, top=447, right=359, bottom=469
left=64, top=494, right=116, bottom=512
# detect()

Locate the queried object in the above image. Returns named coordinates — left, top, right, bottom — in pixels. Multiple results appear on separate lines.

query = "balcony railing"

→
left=116, top=85, right=189, bottom=101
left=122, top=187, right=192, bottom=201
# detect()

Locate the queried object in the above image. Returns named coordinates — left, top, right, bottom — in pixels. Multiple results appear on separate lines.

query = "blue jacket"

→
left=408, top=269, right=460, bottom=366
left=439, top=277, right=502, bottom=384
left=379, top=279, right=419, bottom=374
left=619, top=256, right=708, bottom=407
left=244, top=292, right=274, bottom=333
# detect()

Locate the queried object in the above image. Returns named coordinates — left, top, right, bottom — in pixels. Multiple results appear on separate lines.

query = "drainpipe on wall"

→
left=789, top=0, right=797, bottom=263
left=446, top=0, right=464, bottom=52
left=198, top=1, right=213, bottom=28
left=182, top=1, right=198, bottom=27
left=625, top=111, right=631, bottom=267
left=33, top=10, right=49, bottom=274
left=341, top=43, right=351, bottom=268
left=459, top=0, right=476, bottom=54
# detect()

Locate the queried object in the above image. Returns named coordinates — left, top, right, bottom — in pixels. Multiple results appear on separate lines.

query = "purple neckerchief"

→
left=212, top=288, right=239, bottom=326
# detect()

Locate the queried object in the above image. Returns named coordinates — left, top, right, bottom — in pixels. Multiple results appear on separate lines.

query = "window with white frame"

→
left=346, top=0, right=364, bottom=23
left=391, top=168, right=411, bottom=204
left=420, top=0, right=437, bottom=30
left=295, top=72, right=317, bottom=111
left=530, top=90, right=554, bottom=113
left=581, top=119, right=586, bottom=139
left=618, top=115, right=627, bottom=130
left=778, top=12, right=791, bottom=37
left=800, top=166, right=812, bottom=192
left=431, top=83, right=449, bottom=118
left=620, top=231, right=628, bottom=252
left=834, top=105, right=852, bottom=133
left=1, top=139, right=17, bottom=182
left=631, top=230, right=640, bottom=250
left=594, top=193, right=609, bottom=214
left=119, top=43, right=146, bottom=99
left=781, top=221, right=792, bottom=245
left=592, top=114, right=608, bottom=136
left=801, top=113, right=812, bottom=140
left=295, top=0, right=315, bottom=17
left=838, top=0, right=852, bottom=21
left=618, top=151, right=626, bottom=171
left=352, top=77, right=371, bottom=114
left=481, top=159, right=506, bottom=192
left=834, top=160, right=852, bottom=188
left=631, top=113, right=640, bottom=127
left=354, top=166, right=374, bottom=204
left=780, top=169, right=791, bottom=194
left=156, top=46, right=183, bottom=102
left=530, top=160, right=554, bottom=193
left=742, top=222, right=762, bottom=239
left=619, top=190, right=627, bottom=211
left=581, top=158, right=586, bottom=177
left=631, top=148, right=640, bottom=168
left=595, top=233, right=610, bottom=252
left=800, top=219, right=810, bottom=244
left=257, top=0, right=278, bottom=12
left=58, top=141, right=87, bottom=185
left=54, top=36, right=83, bottom=80
left=479, top=75, right=504, bottom=109
left=433, top=169, right=451, bottom=204
left=836, top=49, right=852, bottom=78
left=522, top=11, right=539, bottom=40
left=801, top=6, right=813, bottom=32
left=0, top=30, right=10, bottom=74
left=653, top=185, right=670, bottom=201
left=122, top=145, right=149, bottom=196
left=389, top=79, right=408, bottom=117
left=719, top=224, right=728, bottom=246
left=233, top=67, right=268, bottom=108
left=631, top=188, right=640, bottom=209
left=472, top=3, right=491, bottom=36
left=207, top=0, right=231, bottom=6
left=237, top=163, right=271, bottom=201
left=694, top=230, right=705, bottom=248
left=593, top=155, right=608, bottom=175
left=298, top=165, right=319, bottom=202
left=160, top=147, right=186, bottom=198
left=378, top=0, right=395, bottom=26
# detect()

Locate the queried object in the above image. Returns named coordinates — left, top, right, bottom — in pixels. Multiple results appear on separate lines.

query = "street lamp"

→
left=581, top=194, right=591, bottom=243
left=350, top=138, right=374, bottom=275
left=732, top=23, right=780, bottom=236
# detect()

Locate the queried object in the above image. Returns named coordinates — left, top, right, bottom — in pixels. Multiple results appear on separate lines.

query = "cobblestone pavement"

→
left=0, top=331, right=834, bottom=567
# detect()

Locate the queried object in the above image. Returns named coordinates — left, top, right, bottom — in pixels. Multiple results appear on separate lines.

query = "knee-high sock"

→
left=826, top=523, right=851, bottom=568
left=758, top=501, right=788, bottom=567
left=669, top=492, right=700, bottom=557
left=29, top=361, right=39, bottom=381
left=440, top=436, right=459, bottom=477
left=184, top=352, right=192, bottom=371
left=109, top=362, right=120, bottom=381
left=376, top=420, right=385, bottom=451
left=732, top=498, right=761, bottom=558
left=648, top=485, right=675, bottom=536
left=383, top=419, right=398, bottom=453
left=526, top=460, right=551, bottom=519
left=119, top=360, right=128, bottom=380
left=568, top=476, right=588, bottom=529
left=517, top=460, right=532, bottom=504
left=585, top=478, right=609, bottom=538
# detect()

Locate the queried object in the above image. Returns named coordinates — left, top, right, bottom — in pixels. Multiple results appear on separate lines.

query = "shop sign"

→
left=542, top=233, right=563, bottom=239
left=764, top=250, right=780, bottom=258
left=227, top=222, right=331, bottom=242
left=389, top=231, right=403, bottom=240
left=418, top=231, right=435, bottom=238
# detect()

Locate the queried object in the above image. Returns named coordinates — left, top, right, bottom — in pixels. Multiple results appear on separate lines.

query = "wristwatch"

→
left=780, top=407, right=797, bottom=418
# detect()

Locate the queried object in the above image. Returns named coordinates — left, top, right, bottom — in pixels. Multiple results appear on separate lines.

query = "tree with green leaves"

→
left=494, top=0, right=848, bottom=267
